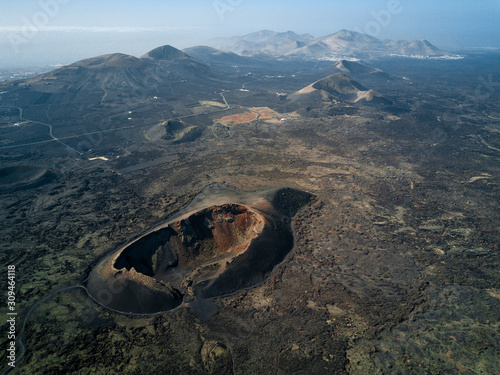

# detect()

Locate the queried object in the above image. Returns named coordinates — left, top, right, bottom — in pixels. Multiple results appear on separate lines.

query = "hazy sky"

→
left=1, top=0, right=499, bottom=67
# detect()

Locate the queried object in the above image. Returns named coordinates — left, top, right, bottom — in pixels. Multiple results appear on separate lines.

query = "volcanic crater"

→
left=87, top=188, right=314, bottom=314
left=0, top=165, right=54, bottom=192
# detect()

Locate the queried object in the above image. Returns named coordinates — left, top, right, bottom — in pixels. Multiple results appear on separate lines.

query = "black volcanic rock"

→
left=140, top=44, right=213, bottom=77
left=272, top=188, right=317, bottom=217
left=306, top=73, right=389, bottom=104
left=399, top=39, right=444, bottom=56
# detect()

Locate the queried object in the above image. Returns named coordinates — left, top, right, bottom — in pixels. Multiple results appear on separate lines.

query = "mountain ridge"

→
left=206, top=29, right=451, bottom=59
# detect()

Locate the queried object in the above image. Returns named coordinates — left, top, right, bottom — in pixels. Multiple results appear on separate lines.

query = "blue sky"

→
left=1, top=0, right=499, bottom=67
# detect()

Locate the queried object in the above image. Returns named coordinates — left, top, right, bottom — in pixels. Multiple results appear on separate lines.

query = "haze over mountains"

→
left=0, top=27, right=458, bottom=136
left=0, top=29, right=461, bottom=78
left=1, top=41, right=398, bottom=120
left=205, top=29, right=457, bottom=60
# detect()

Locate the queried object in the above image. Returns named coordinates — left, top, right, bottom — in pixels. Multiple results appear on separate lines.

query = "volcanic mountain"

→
left=208, top=30, right=315, bottom=56
left=0, top=44, right=234, bottom=139
left=293, top=73, right=391, bottom=105
left=328, top=60, right=394, bottom=83
left=0, top=45, right=224, bottom=117
left=140, top=45, right=212, bottom=75
left=19, top=45, right=214, bottom=95
left=181, top=45, right=274, bottom=70
left=207, top=29, right=449, bottom=59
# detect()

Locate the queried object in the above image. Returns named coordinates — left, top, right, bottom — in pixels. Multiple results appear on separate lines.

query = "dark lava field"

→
left=0, top=47, right=499, bottom=374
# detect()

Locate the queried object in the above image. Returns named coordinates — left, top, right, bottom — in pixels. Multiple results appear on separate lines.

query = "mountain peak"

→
left=141, top=45, right=189, bottom=61
left=334, top=29, right=360, bottom=37
left=330, top=29, right=379, bottom=42
left=335, top=29, right=355, bottom=35
left=67, top=53, right=144, bottom=71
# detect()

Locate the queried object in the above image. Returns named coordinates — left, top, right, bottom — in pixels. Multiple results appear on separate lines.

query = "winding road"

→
left=0, top=105, right=84, bottom=155
left=0, top=73, right=276, bottom=156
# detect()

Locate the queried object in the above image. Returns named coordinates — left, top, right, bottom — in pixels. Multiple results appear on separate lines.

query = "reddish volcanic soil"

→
left=215, top=112, right=260, bottom=126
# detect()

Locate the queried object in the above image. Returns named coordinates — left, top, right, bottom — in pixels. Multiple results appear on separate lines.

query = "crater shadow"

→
left=0, top=165, right=55, bottom=193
